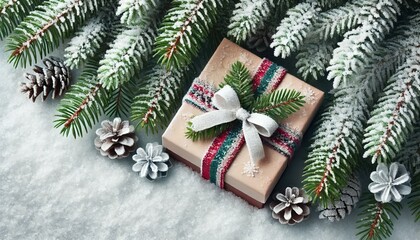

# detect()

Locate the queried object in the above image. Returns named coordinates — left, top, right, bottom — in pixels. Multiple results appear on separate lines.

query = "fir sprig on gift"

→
left=219, top=61, right=255, bottom=110
left=356, top=194, right=402, bottom=240
left=185, top=61, right=305, bottom=141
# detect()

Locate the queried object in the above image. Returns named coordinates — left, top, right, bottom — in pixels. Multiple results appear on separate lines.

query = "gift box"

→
left=162, top=39, right=324, bottom=208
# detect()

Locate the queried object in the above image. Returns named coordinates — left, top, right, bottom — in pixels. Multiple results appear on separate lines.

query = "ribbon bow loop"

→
left=190, top=85, right=279, bottom=163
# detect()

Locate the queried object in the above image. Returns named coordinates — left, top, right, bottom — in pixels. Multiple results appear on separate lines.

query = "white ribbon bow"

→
left=190, top=85, right=279, bottom=163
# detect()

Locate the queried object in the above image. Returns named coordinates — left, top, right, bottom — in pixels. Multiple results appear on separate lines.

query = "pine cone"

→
left=94, top=118, right=138, bottom=159
left=269, top=187, right=311, bottom=225
left=368, top=162, right=411, bottom=203
left=20, top=57, right=70, bottom=102
left=132, top=142, right=172, bottom=181
left=318, top=175, right=361, bottom=222
left=246, top=27, right=274, bottom=52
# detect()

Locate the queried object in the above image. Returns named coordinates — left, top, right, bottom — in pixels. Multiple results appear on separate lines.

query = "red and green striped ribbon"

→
left=184, top=58, right=299, bottom=188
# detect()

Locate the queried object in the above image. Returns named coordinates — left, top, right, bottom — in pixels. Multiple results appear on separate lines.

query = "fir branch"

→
left=105, top=78, right=138, bottom=117
left=98, top=25, right=156, bottom=89
left=6, top=0, right=107, bottom=68
left=0, top=0, right=42, bottom=40
left=363, top=53, right=420, bottom=163
left=64, top=5, right=117, bottom=69
left=327, top=0, right=403, bottom=88
left=296, top=38, right=336, bottom=80
left=220, top=61, right=254, bottom=110
left=356, top=194, right=402, bottom=240
left=131, top=65, right=185, bottom=133
left=54, top=58, right=108, bottom=138
left=396, top=124, right=420, bottom=174
left=302, top=12, right=420, bottom=205
left=270, top=2, right=321, bottom=58
left=116, top=0, right=160, bottom=26
left=313, top=1, right=364, bottom=41
left=252, top=89, right=305, bottom=121
left=303, top=87, right=364, bottom=205
left=317, top=0, right=347, bottom=9
left=408, top=173, right=420, bottom=221
left=227, top=0, right=273, bottom=43
left=154, top=0, right=227, bottom=69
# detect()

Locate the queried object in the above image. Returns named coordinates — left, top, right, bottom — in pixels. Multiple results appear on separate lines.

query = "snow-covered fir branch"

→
left=296, top=38, right=336, bottom=80
left=363, top=49, right=420, bottom=163
left=98, top=25, right=156, bottom=89
left=116, top=0, right=160, bottom=26
left=317, top=0, right=347, bottom=8
left=0, top=0, right=42, bottom=40
left=313, top=0, right=364, bottom=41
left=154, top=0, right=228, bottom=69
left=303, top=13, right=420, bottom=203
left=64, top=6, right=117, bottom=69
left=6, top=0, right=108, bottom=67
left=356, top=196, right=402, bottom=240
left=227, top=0, right=274, bottom=43
left=327, top=0, right=402, bottom=88
left=396, top=124, right=420, bottom=175
left=270, top=2, right=321, bottom=58
left=131, top=65, right=184, bottom=133
left=54, top=58, right=109, bottom=138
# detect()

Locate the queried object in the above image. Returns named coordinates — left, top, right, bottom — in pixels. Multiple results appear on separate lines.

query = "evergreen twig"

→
left=54, top=58, right=108, bottom=138
left=6, top=0, right=107, bottom=67
left=356, top=194, right=402, bottom=240
left=131, top=65, right=185, bottom=133
left=154, top=0, right=227, bottom=69
left=0, top=0, right=42, bottom=40
left=409, top=173, right=420, bottom=222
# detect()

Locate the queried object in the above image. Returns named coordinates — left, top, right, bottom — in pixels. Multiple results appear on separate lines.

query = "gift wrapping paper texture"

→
left=162, top=39, right=324, bottom=208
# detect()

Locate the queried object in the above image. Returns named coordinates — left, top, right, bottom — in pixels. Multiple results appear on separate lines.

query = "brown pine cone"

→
left=94, top=118, right=138, bottom=159
left=269, top=187, right=311, bottom=225
left=20, top=57, right=71, bottom=102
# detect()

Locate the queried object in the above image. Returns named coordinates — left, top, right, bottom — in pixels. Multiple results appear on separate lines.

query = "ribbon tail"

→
left=248, top=113, right=279, bottom=137
left=190, top=110, right=236, bottom=131
left=242, top=121, right=265, bottom=163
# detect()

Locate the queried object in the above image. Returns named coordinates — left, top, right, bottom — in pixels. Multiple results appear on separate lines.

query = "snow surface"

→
left=0, top=41, right=418, bottom=240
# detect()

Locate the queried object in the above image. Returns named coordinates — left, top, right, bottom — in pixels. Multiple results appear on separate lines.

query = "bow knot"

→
left=236, top=108, right=250, bottom=121
left=190, top=85, right=279, bottom=163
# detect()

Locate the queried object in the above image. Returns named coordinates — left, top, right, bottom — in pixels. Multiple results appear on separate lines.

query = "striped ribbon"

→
left=184, top=58, right=301, bottom=188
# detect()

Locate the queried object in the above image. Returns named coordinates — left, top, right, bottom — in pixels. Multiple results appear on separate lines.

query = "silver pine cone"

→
left=132, top=142, right=172, bottom=181
left=20, top=57, right=70, bottom=102
left=318, top=175, right=361, bottom=222
left=368, top=162, right=411, bottom=203
left=269, top=187, right=311, bottom=225
left=94, top=118, right=138, bottom=159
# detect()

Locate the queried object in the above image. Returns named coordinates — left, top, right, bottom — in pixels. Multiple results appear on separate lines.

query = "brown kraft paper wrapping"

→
left=162, top=39, right=324, bottom=208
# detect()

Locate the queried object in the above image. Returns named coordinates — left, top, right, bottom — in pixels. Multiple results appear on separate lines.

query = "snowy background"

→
left=0, top=41, right=418, bottom=240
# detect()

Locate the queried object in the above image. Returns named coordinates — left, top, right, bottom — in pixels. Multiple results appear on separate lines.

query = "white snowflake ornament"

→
left=132, top=143, right=172, bottom=181
left=368, top=162, right=411, bottom=203
left=242, top=161, right=259, bottom=177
